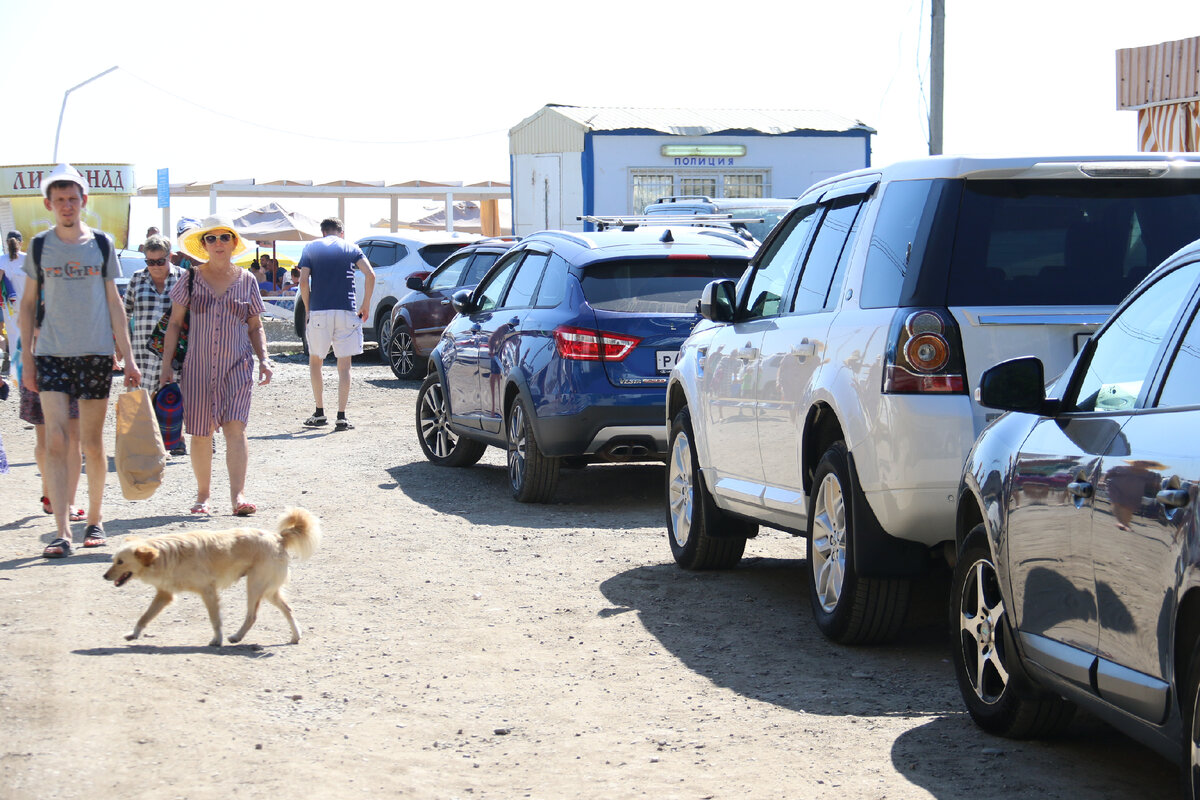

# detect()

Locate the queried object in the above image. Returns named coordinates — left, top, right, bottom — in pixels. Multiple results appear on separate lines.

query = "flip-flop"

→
left=82, top=525, right=107, bottom=548
left=190, top=502, right=212, bottom=515
left=233, top=502, right=257, bottom=517
left=40, top=497, right=85, bottom=521
left=42, top=538, right=73, bottom=559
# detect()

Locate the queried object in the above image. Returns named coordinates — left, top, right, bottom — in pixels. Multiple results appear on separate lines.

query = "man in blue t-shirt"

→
left=297, top=217, right=375, bottom=431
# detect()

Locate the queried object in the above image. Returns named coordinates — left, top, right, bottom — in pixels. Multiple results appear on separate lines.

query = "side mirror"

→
left=699, top=279, right=737, bottom=322
left=405, top=273, right=429, bottom=291
left=451, top=288, right=476, bottom=315
left=977, top=357, right=1055, bottom=414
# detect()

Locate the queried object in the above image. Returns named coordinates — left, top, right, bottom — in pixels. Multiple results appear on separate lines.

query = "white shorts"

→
left=306, top=309, right=364, bottom=359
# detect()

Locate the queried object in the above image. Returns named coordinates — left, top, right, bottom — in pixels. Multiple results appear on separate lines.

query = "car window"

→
left=474, top=252, right=521, bottom=313
left=742, top=204, right=819, bottom=319
left=792, top=197, right=865, bottom=314
left=462, top=252, right=501, bottom=286
left=368, top=242, right=405, bottom=268
left=502, top=253, right=549, bottom=309
left=947, top=179, right=1200, bottom=306
left=1070, top=262, right=1200, bottom=412
left=1156, top=279, right=1200, bottom=408
left=534, top=254, right=569, bottom=308
left=428, top=253, right=471, bottom=291
left=581, top=257, right=748, bottom=314
left=419, top=244, right=467, bottom=268
left=860, top=179, right=941, bottom=309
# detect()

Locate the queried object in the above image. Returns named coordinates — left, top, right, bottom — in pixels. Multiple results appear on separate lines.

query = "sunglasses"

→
left=145, top=257, right=168, bottom=266
left=203, top=233, right=235, bottom=244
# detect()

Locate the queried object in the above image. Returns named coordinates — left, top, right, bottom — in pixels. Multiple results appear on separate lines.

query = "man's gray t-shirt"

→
left=22, top=229, right=122, bottom=357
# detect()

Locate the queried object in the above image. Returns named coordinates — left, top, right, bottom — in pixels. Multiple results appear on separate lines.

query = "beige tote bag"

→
left=114, top=388, right=166, bottom=500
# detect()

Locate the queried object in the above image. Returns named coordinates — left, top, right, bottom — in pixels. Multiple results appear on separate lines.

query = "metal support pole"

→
left=52, top=66, right=118, bottom=162
left=445, top=192, right=454, bottom=233
left=929, top=0, right=945, bottom=155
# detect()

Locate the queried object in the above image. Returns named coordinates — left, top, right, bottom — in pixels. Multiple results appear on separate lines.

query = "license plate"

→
left=656, top=350, right=681, bottom=373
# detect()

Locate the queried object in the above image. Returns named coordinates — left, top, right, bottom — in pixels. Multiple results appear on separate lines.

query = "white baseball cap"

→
left=41, top=163, right=88, bottom=198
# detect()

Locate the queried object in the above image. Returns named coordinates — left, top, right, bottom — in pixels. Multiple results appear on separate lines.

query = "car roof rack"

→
left=577, top=214, right=762, bottom=233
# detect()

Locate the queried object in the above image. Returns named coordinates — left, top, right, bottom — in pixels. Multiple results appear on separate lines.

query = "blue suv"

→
left=415, top=226, right=755, bottom=502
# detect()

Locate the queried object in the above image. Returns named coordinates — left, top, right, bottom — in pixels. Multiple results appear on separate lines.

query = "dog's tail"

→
left=276, top=507, right=321, bottom=560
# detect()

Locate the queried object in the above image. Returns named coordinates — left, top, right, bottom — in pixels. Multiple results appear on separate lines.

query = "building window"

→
left=632, top=174, right=674, bottom=215
left=724, top=173, right=765, bottom=199
left=629, top=168, right=771, bottom=212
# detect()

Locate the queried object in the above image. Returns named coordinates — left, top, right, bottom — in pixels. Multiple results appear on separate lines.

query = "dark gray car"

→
left=954, top=237, right=1200, bottom=794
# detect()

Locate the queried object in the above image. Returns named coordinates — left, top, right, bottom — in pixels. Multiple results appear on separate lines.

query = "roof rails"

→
left=651, top=195, right=715, bottom=204
left=577, top=214, right=762, bottom=232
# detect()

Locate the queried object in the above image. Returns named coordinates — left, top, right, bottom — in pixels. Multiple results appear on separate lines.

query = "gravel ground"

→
left=0, top=326, right=1179, bottom=799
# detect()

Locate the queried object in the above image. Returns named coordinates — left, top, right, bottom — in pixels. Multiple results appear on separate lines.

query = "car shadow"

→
left=891, top=714, right=1175, bottom=798
left=387, top=460, right=664, bottom=528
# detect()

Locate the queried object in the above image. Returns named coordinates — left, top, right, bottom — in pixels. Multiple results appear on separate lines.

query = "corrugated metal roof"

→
left=1117, top=35, right=1200, bottom=110
left=516, top=105, right=874, bottom=136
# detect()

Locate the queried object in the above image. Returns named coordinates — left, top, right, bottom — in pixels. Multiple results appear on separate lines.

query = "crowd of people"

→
left=0, top=163, right=376, bottom=559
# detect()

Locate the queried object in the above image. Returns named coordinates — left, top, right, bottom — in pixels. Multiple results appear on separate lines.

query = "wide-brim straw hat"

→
left=180, top=215, right=247, bottom=262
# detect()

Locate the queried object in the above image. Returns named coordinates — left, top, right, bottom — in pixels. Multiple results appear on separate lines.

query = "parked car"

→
left=416, top=225, right=756, bottom=502
left=664, top=154, right=1200, bottom=644
left=385, top=237, right=518, bottom=380
left=953, top=237, right=1200, bottom=794
left=643, top=195, right=793, bottom=243
left=291, top=231, right=479, bottom=359
left=114, top=248, right=143, bottom=297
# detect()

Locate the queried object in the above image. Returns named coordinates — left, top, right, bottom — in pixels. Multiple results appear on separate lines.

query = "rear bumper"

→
left=533, top=403, right=668, bottom=459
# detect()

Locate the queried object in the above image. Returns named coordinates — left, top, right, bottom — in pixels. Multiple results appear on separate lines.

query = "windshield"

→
left=419, top=243, right=470, bottom=268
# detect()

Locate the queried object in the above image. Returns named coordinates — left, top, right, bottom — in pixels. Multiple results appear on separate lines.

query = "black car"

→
left=954, top=237, right=1200, bottom=794
left=385, top=237, right=517, bottom=380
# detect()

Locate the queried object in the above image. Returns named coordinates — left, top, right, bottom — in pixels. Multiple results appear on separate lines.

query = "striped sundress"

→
left=170, top=269, right=264, bottom=437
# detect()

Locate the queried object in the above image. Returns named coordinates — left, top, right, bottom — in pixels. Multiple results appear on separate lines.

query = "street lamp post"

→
left=52, top=66, right=118, bottom=163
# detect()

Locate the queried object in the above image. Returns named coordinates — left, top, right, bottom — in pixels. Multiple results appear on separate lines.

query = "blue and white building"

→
left=508, top=105, right=874, bottom=236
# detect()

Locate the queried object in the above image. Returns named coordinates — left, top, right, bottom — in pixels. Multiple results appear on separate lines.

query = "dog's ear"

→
left=133, top=545, right=157, bottom=567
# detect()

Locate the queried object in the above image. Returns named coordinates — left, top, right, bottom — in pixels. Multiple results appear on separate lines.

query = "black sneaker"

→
left=169, top=445, right=188, bottom=456
left=334, top=419, right=354, bottom=432
left=304, top=414, right=327, bottom=427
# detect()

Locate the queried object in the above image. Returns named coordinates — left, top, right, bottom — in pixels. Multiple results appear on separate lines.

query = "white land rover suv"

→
left=664, top=154, right=1200, bottom=644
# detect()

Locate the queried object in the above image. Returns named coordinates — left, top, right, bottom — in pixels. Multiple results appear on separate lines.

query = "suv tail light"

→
left=883, top=309, right=966, bottom=394
left=554, top=325, right=641, bottom=361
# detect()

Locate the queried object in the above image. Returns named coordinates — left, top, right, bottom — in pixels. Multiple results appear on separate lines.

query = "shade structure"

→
left=231, top=201, right=323, bottom=242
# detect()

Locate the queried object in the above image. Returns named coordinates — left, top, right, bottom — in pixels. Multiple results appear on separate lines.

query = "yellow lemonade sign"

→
left=0, top=163, right=134, bottom=249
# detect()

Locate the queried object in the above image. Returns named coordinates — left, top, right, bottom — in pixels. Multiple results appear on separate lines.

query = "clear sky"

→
left=0, top=0, right=1194, bottom=237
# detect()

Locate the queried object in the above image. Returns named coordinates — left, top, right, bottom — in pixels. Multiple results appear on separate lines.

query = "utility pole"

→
left=53, top=66, right=118, bottom=162
left=930, top=0, right=945, bottom=155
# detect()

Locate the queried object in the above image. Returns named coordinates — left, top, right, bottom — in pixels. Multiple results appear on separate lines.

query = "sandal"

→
left=42, top=538, right=73, bottom=559
left=82, top=525, right=107, bottom=548
left=40, top=496, right=86, bottom=521
left=190, top=501, right=212, bottom=515
left=233, top=502, right=257, bottom=517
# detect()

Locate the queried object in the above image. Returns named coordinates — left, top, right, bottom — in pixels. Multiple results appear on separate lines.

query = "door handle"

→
left=470, top=323, right=482, bottom=333
left=509, top=316, right=521, bottom=326
left=1156, top=489, right=1191, bottom=508
left=1067, top=481, right=1093, bottom=498
left=790, top=340, right=816, bottom=358
left=440, top=299, right=451, bottom=305
left=735, top=347, right=758, bottom=361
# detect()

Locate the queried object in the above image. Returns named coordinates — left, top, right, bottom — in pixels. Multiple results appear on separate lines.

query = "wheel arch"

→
left=1175, top=587, right=1200, bottom=696
left=802, top=402, right=845, bottom=497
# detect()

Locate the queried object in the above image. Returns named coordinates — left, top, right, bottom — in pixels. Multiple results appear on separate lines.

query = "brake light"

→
left=554, top=325, right=641, bottom=361
left=883, top=309, right=966, bottom=394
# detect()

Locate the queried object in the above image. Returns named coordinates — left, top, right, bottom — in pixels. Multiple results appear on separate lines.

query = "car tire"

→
left=951, top=523, right=1075, bottom=738
left=377, top=309, right=394, bottom=363
left=415, top=372, right=486, bottom=467
left=1184, top=635, right=1200, bottom=798
left=666, top=406, right=754, bottom=569
left=507, top=399, right=559, bottom=503
left=388, top=324, right=425, bottom=380
left=807, top=441, right=910, bottom=644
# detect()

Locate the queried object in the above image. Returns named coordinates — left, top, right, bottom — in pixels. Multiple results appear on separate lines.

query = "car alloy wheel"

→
left=505, top=399, right=558, bottom=503
left=667, top=426, right=695, bottom=548
left=956, top=551, right=1009, bottom=704
left=810, top=470, right=846, bottom=614
left=414, top=373, right=486, bottom=468
left=378, top=313, right=393, bottom=361
left=388, top=325, right=423, bottom=380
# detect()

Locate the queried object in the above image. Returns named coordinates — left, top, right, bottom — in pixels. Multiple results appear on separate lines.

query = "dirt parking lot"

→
left=0, top=334, right=1180, bottom=799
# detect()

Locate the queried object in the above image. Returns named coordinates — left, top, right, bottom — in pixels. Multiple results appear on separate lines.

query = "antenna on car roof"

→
left=660, top=229, right=673, bottom=243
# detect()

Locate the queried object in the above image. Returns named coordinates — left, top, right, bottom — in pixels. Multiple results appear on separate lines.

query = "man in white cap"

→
left=18, top=163, right=141, bottom=558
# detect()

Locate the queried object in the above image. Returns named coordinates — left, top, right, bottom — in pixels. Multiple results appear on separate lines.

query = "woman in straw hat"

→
left=159, top=215, right=273, bottom=516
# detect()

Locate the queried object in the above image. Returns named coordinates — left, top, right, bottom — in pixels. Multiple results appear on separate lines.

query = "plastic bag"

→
left=114, top=389, right=166, bottom=500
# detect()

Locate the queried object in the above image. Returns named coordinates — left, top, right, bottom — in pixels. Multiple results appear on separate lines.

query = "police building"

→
left=508, top=104, right=874, bottom=236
